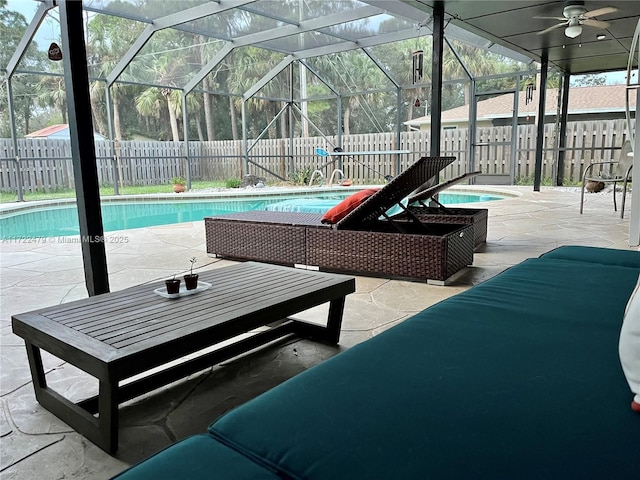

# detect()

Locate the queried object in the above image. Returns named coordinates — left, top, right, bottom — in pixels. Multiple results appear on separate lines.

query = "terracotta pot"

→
left=173, top=184, right=186, bottom=193
left=184, top=274, right=199, bottom=290
left=165, top=279, right=181, bottom=294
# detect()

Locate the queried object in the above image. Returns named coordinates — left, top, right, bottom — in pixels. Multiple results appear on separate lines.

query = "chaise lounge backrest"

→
left=336, top=156, right=455, bottom=230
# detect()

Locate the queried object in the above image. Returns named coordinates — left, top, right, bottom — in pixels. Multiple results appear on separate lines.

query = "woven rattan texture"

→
left=205, top=218, right=306, bottom=265
left=404, top=207, right=488, bottom=248
left=337, top=156, right=455, bottom=230
left=306, top=223, right=474, bottom=282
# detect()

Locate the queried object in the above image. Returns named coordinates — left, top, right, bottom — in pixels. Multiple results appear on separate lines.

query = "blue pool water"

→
left=0, top=191, right=503, bottom=239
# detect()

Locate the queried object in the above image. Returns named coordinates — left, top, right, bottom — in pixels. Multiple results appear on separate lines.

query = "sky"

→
left=7, top=0, right=59, bottom=50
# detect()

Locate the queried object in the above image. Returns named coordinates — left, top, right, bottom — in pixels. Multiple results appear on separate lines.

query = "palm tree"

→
left=135, top=87, right=169, bottom=139
left=311, top=50, right=389, bottom=135
left=36, top=74, right=67, bottom=124
left=443, top=40, right=512, bottom=105
left=86, top=12, right=144, bottom=139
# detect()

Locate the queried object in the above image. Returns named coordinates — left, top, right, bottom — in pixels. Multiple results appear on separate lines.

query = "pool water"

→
left=265, top=193, right=501, bottom=214
left=0, top=192, right=503, bottom=239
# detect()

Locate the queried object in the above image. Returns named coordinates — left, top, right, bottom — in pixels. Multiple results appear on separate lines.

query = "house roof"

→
left=25, top=124, right=69, bottom=137
left=25, top=124, right=107, bottom=140
left=406, top=84, right=637, bottom=126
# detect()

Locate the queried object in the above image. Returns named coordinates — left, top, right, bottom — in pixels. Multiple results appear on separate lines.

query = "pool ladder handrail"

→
left=308, top=169, right=324, bottom=187
left=328, top=169, right=344, bottom=187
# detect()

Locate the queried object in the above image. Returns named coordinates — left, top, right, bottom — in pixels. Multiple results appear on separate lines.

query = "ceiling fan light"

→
left=565, top=24, right=582, bottom=38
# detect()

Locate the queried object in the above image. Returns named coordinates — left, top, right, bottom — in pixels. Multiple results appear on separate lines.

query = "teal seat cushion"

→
left=111, top=434, right=281, bottom=480
left=209, top=257, right=640, bottom=479
left=541, top=245, right=640, bottom=268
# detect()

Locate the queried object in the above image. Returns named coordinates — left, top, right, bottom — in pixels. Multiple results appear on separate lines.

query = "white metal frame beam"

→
left=3, top=0, right=56, bottom=79
left=183, top=5, right=383, bottom=95
left=106, top=0, right=256, bottom=86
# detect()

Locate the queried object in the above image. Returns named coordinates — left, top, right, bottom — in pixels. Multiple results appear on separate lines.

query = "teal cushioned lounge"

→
left=111, top=434, right=281, bottom=480
left=209, top=256, right=640, bottom=479
left=541, top=245, right=640, bottom=268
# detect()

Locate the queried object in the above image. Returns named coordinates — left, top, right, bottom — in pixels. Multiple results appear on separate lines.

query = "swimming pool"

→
left=0, top=190, right=505, bottom=239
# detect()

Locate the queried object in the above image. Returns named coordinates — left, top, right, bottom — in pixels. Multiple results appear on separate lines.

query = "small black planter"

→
left=184, top=274, right=199, bottom=290
left=165, top=279, right=181, bottom=294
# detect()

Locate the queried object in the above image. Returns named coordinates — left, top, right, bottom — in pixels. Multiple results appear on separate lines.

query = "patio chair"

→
left=580, top=140, right=634, bottom=218
left=205, top=156, right=477, bottom=283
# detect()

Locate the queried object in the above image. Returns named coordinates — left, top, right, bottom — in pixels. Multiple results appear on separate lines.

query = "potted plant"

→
left=165, top=274, right=181, bottom=294
left=171, top=176, right=187, bottom=193
left=184, top=256, right=199, bottom=290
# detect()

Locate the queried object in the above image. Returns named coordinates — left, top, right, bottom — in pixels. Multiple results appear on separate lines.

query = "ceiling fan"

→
left=535, top=4, right=618, bottom=38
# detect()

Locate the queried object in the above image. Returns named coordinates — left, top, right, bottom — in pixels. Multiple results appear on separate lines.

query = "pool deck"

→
left=0, top=185, right=637, bottom=479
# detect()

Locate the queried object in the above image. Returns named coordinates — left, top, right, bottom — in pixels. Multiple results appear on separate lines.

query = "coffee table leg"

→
left=99, top=379, right=119, bottom=453
left=292, top=296, right=346, bottom=344
left=25, top=341, right=47, bottom=393
left=325, top=297, right=346, bottom=344
left=23, top=341, right=119, bottom=453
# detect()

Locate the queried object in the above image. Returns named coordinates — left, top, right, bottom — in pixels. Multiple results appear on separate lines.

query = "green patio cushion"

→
left=111, top=434, right=280, bottom=480
left=541, top=245, right=640, bottom=268
left=209, top=256, right=640, bottom=479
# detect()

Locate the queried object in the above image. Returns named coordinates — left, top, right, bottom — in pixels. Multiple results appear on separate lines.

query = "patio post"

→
left=629, top=85, right=640, bottom=246
left=59, top=0, right=110, bottom=296
left=430, top=1, right=444, bottom=157
left=6, top=79, right=24, bottom=202
left=533, top=53, right=549, bottom=192
left=556, top=72, right=570, bottom=186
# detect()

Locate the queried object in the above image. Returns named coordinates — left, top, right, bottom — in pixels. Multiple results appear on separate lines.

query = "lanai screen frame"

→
left=3, top=0, right=538, bottom=188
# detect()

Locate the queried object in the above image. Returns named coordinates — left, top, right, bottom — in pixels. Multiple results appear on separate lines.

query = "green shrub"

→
left=224, top=178, right=242, bottom=188
left=289, top=166, right=314, bottom=185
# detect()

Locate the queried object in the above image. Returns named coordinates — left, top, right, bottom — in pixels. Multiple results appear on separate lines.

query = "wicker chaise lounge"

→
left=394, top=171, right=489, bottom=250
left=205, top=156, right=477, bottom=283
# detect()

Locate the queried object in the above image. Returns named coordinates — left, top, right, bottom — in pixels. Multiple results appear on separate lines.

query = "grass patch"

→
left=514, top=176, right=581, bottom=187
left=0, top=181, right=229, bottom=203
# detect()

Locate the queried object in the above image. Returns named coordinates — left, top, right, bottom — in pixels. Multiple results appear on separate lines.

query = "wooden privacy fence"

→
left=0, top=119, right=634, bottom=193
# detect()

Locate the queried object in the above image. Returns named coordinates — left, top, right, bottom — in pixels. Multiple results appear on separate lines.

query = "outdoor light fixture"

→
left=565, top=23, right=583, bottom=38
left=596, top=33, right=607, bottom=40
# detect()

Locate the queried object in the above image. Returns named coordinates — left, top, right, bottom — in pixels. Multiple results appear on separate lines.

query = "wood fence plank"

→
left=1, top=119, right=636, bottom=191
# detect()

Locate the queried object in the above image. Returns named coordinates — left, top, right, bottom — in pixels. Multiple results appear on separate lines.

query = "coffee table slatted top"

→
left=14, top=262, right=354, bottom=369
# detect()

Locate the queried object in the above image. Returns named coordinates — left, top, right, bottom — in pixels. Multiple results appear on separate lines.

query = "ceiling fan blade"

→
left=583, top=6, right=618, bottom=18
left=537, top=23, right=565, bottom=35
left=582, top=19, right=610, bottom=29
left=533, top=16, right=567, bottom=20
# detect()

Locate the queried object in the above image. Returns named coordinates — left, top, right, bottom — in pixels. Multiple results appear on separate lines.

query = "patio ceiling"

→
left=405, top=0, right=640, bottom=75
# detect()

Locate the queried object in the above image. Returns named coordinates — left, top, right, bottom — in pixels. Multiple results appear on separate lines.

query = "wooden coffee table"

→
left=11, top=262, right=355, bottom=453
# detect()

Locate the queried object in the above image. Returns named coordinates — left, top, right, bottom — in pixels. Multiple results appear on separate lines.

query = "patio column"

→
left=629, top=86, right=640, bottom=246
left=430, top=1, right=444, bottom=157
left=556, top=72, right=570, bottom=186
left=533, top=53, right=549, bottom=192
left=59, top=0, right=110, bottom=296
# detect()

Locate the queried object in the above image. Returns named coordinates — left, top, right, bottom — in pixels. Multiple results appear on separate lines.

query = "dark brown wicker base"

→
left=307, top=222, right=474, bottom=282
left=399, top=207, right=488, bottom=250
left=205, top=211, right=325, bottom=266
left=205, top=212, right=474, bottom=283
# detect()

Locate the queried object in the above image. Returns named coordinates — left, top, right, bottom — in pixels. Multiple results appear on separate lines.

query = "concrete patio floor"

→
left=0, top=185, right=637, bottom=479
